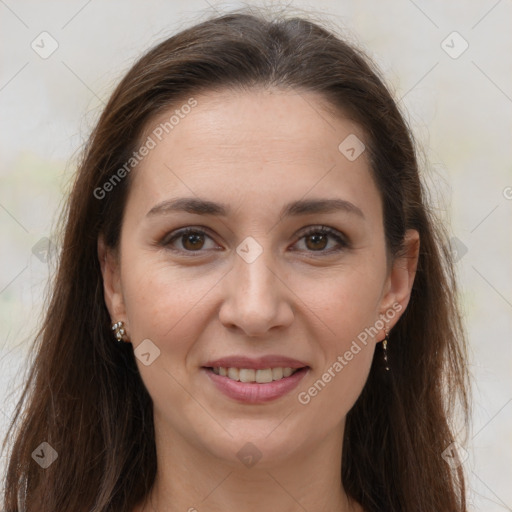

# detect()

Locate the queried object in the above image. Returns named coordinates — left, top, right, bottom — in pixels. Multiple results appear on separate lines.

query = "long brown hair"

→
left=1, top=9, right=471, bottom=511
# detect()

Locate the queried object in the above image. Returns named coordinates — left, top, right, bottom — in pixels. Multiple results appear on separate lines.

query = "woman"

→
left=1, top=10, right=470, bottom=512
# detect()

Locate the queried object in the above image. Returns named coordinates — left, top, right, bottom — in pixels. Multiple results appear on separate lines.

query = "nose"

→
left=218, top=246, right=294, bottom=337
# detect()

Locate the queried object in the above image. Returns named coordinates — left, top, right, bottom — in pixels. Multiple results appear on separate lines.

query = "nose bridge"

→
left=219, top=237, right=293, bottom=336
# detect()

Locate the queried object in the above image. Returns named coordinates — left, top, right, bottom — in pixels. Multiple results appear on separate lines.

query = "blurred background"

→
left=1, top=0, right=511, bottom=509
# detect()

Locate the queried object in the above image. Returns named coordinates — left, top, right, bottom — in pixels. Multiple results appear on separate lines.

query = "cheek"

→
left=295, top=276, right=379, bottom=422
left=119, top=260, right=217, bottom=415
left=293, top=263, right=383, bottom=410
left=300, top=263, right=385, bottom=344
left=120, top=256, right=221, bottom=353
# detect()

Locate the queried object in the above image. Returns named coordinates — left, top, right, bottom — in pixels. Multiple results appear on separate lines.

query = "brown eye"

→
left=181, top=231, right=205, bottom=250
left=161, top=225, right=348, bottom=256
left=163, top=228, right=218, bottom=253
left=294, top=226, right=349, bottom=254
left=304, top=233, right=329, bottom=251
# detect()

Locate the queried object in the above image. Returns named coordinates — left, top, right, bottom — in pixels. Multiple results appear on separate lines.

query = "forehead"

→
left=140, top=87, right=363, bottom=163
left=127, top=87, right=380, bottom=221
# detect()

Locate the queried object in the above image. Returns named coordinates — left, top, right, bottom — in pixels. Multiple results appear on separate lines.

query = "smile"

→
left=210, top=366, right=300, bottom=383
left=203, top=366, right=309, bottom=403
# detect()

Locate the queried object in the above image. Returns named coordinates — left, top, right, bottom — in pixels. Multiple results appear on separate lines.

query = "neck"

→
left=136, top=415, right=361, bottom=512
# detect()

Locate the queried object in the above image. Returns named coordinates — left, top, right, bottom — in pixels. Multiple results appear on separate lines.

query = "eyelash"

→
left=159, top=225, right=350, bottom=257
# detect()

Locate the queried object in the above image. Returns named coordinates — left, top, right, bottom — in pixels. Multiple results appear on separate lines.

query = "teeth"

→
left=239, top=369, right=255, bottom=382
left=227, top=367, right=239, bottom=381
left=272, top=367, right=283, bottom=380
left=255, top=368, right=273, bottom=383
left=212, top=367, right=299, bottom=383
left=283, top=368, right=293, bottom=377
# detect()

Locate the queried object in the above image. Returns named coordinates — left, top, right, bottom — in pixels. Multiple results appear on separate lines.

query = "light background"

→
left=1, top=0, right=511, bottom=509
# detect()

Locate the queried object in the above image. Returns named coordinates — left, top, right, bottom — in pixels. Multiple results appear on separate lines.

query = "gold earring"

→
left=382, top=330, right=390, bottom=371
left=111, top=321, right=127, bottom=343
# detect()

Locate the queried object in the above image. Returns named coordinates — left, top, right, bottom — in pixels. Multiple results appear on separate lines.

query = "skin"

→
left=98, top=87, right=419, bottom=512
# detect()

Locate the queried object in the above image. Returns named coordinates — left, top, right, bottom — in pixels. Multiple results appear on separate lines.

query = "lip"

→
left=203, top=355, right=309, bottom=370
left=203, top=366, right=309, bottom=404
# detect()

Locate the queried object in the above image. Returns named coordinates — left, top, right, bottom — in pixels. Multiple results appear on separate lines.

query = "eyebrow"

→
left=146, top=197, right=365, bottom=219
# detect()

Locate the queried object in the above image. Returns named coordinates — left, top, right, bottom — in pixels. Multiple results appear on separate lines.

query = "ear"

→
left=378, top=229, right=420, bottom=333
left=97, top=234, right=127, bottom=325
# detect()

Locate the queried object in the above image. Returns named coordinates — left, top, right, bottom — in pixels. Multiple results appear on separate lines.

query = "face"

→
left=100, top=87, right=418, bottom=468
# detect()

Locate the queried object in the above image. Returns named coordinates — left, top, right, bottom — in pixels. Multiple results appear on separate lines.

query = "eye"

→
left=161, top=227, right=219, bottom=253
left=292, top=225, right=349, bottom=254
left=160, top=225, right=349, bottom=256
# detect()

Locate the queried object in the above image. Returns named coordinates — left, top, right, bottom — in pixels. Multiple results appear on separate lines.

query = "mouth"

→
left=206, top=366, right=303, bottom=383
left=202, top=365, right=310, bottom=403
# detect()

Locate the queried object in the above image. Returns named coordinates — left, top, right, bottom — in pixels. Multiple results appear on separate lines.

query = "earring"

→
left=382, top=330, right=390, bottom=371
left=111, top=321, right=126, bottom=343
